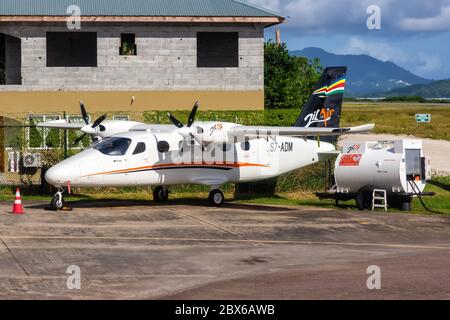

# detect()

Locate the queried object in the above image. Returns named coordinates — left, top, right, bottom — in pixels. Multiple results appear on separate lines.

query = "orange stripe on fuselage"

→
left=83, top=162, right=270, bottom=177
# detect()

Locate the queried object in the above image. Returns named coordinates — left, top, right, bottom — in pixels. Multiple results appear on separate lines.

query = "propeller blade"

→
left=91, top=114, right=107, bottom=128
left=79, top=101, right=90, bottom=125
left=187, top=101, right=199, bottom=127
left=167, top=113, right=184, bottom=129
left=72, top=133, right=87, bottom=146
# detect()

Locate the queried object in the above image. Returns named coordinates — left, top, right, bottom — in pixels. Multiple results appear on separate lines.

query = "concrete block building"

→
left=0, top=0, right=284, bottom=113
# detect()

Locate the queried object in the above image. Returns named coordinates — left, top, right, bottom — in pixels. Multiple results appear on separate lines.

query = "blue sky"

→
left=249, top=0, right=450, bottom=80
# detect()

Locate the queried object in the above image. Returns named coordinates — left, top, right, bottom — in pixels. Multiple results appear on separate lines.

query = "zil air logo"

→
left=304, top=107, right=335, bottom=127
left=347, top=144, right=361, bottom=153
left=209, top=123, right=223, bottom=135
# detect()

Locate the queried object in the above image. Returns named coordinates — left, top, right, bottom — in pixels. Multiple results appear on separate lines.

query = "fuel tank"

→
left=334, top=140, right=430, bottom=195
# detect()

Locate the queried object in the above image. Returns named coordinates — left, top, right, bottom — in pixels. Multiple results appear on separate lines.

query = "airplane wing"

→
left=227, top=124, right=375, bottom=137
left=129, top=124, right=177, bottom=133
left=37, top=120, right=85, bottom=129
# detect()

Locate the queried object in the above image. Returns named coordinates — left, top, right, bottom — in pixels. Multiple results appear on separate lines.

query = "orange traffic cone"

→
left=12, top=188, right=24, bottom=214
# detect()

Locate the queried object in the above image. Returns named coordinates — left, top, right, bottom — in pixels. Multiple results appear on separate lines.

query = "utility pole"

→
left=275, top=28, right=281, bottom=46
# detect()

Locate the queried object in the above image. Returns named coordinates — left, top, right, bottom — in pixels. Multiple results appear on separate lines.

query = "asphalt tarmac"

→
left=0, top=200, right=449, bottom=299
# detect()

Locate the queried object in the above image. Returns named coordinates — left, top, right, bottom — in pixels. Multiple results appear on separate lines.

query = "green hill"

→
left=386, top=78, right=450, bottom=98
left=292, top=47, right=431, bottom=96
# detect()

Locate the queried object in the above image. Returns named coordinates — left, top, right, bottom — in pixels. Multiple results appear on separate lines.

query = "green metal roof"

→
left=0, top=0, right=281, bottom=17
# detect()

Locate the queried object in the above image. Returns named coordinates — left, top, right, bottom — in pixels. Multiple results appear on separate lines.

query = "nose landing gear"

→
left=50, top=187, right=65, bottom=210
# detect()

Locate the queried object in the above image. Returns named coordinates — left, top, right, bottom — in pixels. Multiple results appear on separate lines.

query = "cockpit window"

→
left=133, top=142, right=146, bottom=155
left=93, top=137, right=131, bottom=156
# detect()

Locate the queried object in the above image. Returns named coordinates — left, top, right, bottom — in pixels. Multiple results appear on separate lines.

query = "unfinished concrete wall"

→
left=0, top=23, right=264, bottom=91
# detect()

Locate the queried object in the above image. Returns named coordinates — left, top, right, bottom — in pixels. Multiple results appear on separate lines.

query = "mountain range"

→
left=384, top=78, right=450, bottom=98
left=291, top=47, right=435, bottom=97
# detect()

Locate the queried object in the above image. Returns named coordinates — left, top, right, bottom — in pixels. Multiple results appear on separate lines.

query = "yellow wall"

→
left=0, top=90, right=264, bottom=114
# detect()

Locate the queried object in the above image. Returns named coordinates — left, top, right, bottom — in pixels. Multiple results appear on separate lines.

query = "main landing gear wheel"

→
left=153, top=186, right=169, bottom=203
left=50, top=191, right=64, bottom=210
left=208, top=189, right=224, bottom=207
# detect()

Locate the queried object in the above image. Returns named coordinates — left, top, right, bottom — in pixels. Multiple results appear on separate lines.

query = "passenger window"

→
left=133, top=142, right=146, bottom=155
left=157, top=141, right=170, bottom=153
left=222, top=144, right=231, bottom=152
left=241, top=141, right=250, bottom=151
left=93, top=137, right=131, bottom=156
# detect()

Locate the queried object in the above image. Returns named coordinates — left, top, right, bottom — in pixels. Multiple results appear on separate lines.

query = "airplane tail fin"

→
left=294, top=67, right=347, bottom=136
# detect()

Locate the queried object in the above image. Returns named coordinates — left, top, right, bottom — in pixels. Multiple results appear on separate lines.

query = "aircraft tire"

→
left=153, top=186, right=169, bottom=203
left=51, top=194, right=64, bottom=210
left=208, top=189, right=224, bottom=206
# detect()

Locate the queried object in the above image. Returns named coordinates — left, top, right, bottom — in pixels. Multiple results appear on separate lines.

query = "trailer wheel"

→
left=400, top=201, right=412, bottom=211
left=356, top=188, right=373, bottom=210
left=356, top=191, right=365, bottom=210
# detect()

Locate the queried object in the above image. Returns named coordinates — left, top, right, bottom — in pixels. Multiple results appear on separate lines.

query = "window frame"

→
left=27, top=114, right=62, bottom=150
left=93, top=137, right=132, bottom=156
left=113, top=115, right=130, bottom=121
left=66, top=114, right=91, bottom=149
left=120, top=33, right=137, bottom=56
left=46, top=32, right=98, bottom=67
left=197, top=32, right=239, bottom=68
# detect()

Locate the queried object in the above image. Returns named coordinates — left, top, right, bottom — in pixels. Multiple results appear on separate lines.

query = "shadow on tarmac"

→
left=25, top=197, right=296, bottom=212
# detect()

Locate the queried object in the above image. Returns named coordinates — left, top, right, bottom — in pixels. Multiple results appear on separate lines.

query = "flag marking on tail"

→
left=313, top=76, right=346, bottom=96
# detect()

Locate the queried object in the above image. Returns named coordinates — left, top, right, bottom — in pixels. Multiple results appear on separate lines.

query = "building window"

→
left=197, top=32, right=239, bottom=68
left=120, top=33, right=137, bottom=56
left=27, top=115, right=61, bottom=149
left=46, top=32, right=97, bottom=67
left=113, top=115, right=130, bottom=121
left=0, top=33, right=22, bottom=85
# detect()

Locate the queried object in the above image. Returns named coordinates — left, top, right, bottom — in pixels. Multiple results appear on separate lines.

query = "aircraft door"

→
left=126, top=139, right=150, bottom=185
left=239, top=137, right=271, bottom=178
left=94, top=137, right=132, bottom=186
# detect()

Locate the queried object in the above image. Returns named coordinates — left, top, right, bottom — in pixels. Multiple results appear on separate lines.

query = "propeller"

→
left=167, top=101, right=201, bottom=147
left=187, top=102, right=198, bottom=127
left=91, top=114, right=107, bottom=129
left=72, top=101, right=107, bottom=146
left=80, top=101, right=90, bottom=125
left=167, top=101, right=199, bottom=130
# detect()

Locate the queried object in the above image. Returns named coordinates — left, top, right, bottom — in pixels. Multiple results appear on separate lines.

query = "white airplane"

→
left=43, top=67, right=375, bottom=209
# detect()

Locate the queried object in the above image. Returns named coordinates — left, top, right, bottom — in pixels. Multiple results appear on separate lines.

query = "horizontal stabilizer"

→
left=227, top=123, right=375, bottom=138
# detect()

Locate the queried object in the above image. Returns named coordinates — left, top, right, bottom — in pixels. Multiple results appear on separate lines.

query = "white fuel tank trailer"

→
left=322, top=140, right=432, bottom=210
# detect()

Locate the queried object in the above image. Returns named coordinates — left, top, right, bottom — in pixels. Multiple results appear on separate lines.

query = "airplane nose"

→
left=45, top=163, right=78, bottom=186
left=45, top=166, right=63, bottom=186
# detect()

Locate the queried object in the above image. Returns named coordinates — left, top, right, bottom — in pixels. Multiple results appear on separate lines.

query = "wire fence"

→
left=0, top=109, right=301, bottom=186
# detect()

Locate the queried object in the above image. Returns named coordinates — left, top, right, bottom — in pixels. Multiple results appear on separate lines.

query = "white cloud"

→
left=416, top=52, right=442, bottom=74
left=248, top=0, right=450, bottom=34
left=338, top=37, right=408, bottom=63
left=247, top=0, right=281, bottom=12
left=399, top=5, right=450, bottom=31
left=337, top=37, right=443, bottom=78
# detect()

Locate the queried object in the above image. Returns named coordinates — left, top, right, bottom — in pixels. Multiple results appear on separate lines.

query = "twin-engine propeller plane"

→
left=42, top=67, right=375, bottom=209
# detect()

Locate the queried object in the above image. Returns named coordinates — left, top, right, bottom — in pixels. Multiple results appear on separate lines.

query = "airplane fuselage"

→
left=45, top=123, right=335, bottom=189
